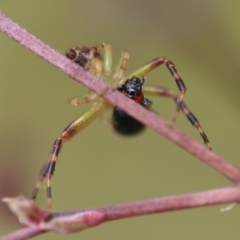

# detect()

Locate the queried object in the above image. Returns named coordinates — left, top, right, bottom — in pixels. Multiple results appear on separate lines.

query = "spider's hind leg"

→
left=143, top=85, right=212, bottom=150
left=124, top=57, right=186, bottom=124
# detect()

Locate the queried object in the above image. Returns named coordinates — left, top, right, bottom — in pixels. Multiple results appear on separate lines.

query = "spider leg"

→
left=101, top=43, right=112, bottom=76
left=69, top=94, right=113, bottom=130
left=143, top=85, right=212, bottom=150
left=31, top=102, right=105, bottom=210
left=68, top=93, right=99, bottom=106
left=113, top=50, right=130, bottom=86
left=90, top=43, right=112, bottom=76
left=122, top=57, right=186, bottom=123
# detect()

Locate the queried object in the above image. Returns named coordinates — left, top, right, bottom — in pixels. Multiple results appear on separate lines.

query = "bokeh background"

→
left=0, top=0, right=240, bottom=239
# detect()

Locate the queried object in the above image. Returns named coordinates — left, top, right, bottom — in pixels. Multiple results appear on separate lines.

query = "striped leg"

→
left=123, top=58, right=186, bottom=123
left=31, top=103, right=104, bottom=210
left=143, top=85, right=212, bottom=150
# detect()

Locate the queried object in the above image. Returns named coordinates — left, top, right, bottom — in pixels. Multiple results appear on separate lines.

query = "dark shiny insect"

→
left=31, top=43, right=212, bottom=210
left=113, top=77, right=152, bottom=135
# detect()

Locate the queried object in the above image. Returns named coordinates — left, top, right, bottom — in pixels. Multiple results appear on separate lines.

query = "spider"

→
left=31, top=43, right=212, bottom=210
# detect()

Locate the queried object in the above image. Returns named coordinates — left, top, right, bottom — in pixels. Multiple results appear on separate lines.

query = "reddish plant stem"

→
left=0, top=227, right=44, bottom=240
left=0, top=12, right=239, bottom=183
left=1, top=186, right=240, bottom=240
left=56, top=186, right=240, bottom=221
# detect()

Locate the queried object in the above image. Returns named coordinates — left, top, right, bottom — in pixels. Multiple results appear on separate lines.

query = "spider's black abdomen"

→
left=112, top=107, right=145, bottom=135
left=112, top=76, right=151, bottom=135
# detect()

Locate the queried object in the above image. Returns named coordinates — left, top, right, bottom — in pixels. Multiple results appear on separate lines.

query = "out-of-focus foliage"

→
left=0, top=1, right=239, bottom=239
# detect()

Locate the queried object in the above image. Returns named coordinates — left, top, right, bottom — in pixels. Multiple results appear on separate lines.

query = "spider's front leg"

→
left=143, top=85, right=212, bottom=150
left=123, top=57, right=186, bottom=123
left=31, top=102, right=104, bottom=210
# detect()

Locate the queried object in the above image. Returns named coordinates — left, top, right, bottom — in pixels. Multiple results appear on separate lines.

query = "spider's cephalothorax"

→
left=113, top=77, right=151, bottom=135
left=66, top=46, right=104, bottom=77
left=32, top=43, right=212, bottom=210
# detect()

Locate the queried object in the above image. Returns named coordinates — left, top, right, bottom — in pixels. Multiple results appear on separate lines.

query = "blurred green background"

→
left=0, top=0, right=240, bottom=239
